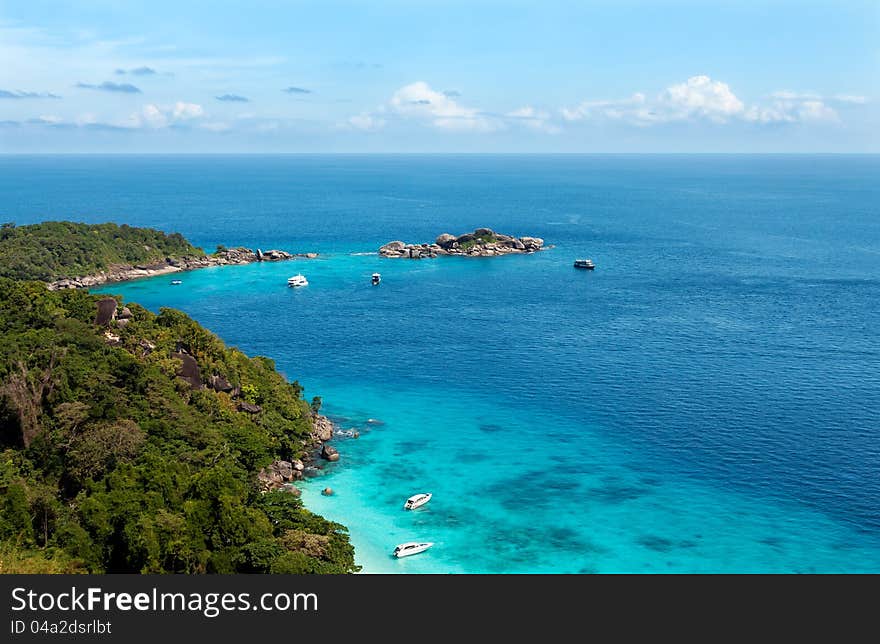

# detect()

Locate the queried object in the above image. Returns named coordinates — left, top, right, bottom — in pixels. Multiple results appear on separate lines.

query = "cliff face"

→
left=379, top=228, right=545, bottom=259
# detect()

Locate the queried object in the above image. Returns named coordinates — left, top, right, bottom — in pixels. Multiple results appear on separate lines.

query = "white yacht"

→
left=170, top=279, right=183, bottom=285
left=393, top=542, right=434, bottom=558
left=404, top=493, right=432, bottom=510
left=573, top=259, right=595, bottom=270
left=371, top=272, right=381, bottom=285
left=287, top=274, right=308, bottom=287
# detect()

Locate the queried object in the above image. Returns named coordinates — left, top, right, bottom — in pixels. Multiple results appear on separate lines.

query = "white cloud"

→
left=140, top=104, right=167, bottom=128
left=128, top=102, right=205, bottom=129
left=348, top=82, right=563, bottom=134
left=562, top=93, right=646, bottom=122
left=795, top=100, right=838, bottom=122
left=346, top=76, right=862, bottom=137
left=172, top=102, right=204, bottom=120
left=767, top=91, right=868, bottom=106
left=770, top=90, right=821, bottom=101
left=745, top=98, right=838, bottom=124
left=505, top=106, right=560, bottom=133
left=660, top=75, right=744, bottom=123
left=389, top=81, right=500, bottom=131
left=562, top=75, right=855, bottom=127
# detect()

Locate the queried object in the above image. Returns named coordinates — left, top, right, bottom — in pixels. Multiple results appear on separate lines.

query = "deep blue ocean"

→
left=2, top=154, right=879, bottom=572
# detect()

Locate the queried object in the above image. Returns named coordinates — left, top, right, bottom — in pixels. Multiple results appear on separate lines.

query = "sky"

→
left=0, top=0, right=877, bottom=152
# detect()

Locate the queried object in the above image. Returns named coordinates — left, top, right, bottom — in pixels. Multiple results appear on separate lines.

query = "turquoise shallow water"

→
left=3, top=154, right=880, bottom=572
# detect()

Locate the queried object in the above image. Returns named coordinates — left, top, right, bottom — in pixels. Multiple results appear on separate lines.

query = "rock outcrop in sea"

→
left=379, top=228, right=546, bottom=259
left=48, top=246, right=317, bottom=290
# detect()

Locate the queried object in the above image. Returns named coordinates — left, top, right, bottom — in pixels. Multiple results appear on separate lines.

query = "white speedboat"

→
left=287, top=274, right=308, bottom=287
left=393, top=542, right=434, bottom=558
left=170, top=279, right=183, bottom=285
left=371, top=272, right=381, bottom=285
left=573, top=259, right=595, bottom=270
left=404, top=493, right=432, bottom=510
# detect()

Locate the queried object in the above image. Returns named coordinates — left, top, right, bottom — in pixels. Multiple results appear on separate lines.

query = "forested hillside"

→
left=0, top=279, right=357, bottom=574
left=0, top=221, right=204, bottom=282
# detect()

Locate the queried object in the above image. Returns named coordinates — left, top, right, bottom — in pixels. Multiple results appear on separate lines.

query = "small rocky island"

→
left=379, top=228, right=546, bottom=259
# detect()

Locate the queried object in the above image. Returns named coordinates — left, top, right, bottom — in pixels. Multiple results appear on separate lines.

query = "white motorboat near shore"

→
left=372, top=272, right=381, bottom=285
left=287, top=274, right=308, bottom=287
left=393, top=542, right=434, bottom=558
left=404, top=492, right=432, bottom=510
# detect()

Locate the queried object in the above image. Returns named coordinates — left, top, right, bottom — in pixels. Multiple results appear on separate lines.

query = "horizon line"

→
left=1, top=151, right=878, bottom=156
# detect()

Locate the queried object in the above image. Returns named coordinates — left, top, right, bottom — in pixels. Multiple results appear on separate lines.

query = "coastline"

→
left=84, top=215, right=880, bottom=574
left=47, top=246, right=318, bottom=290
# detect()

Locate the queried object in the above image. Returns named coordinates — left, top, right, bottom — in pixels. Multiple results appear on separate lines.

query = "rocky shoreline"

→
left=257, top=413, right=345, bottom=494
left=48, top=246, right=318, bottom=290
left=379, top=228, right=546, bottom=259
left=89, top=293, right=341, bottom=499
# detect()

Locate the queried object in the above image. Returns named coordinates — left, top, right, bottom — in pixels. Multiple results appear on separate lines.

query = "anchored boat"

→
left=573, top=259, right=595, bottom=270
left=372, top=272, right=381, bottom=285
left=393, top=542, right=434, bottom=558
left=404, top=492, right=432, bottom=510
left=287, top=274, right=309, bottom=287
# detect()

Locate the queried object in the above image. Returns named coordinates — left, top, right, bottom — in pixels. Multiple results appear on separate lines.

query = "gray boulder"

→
left=257, top=469, right=283, bottom=491
left=435, top=233, right=456, bottom=248
left=172, top=352, right=202, bottom=390
left=263, top=249, right=292, bottom=260
left=379, top=241, right=406, bottom=256
left=257, top=460, right=297, bottom=491
left=312, top=415, right=334, bottom=442
left=94, top=298, right=118, bottom=327
left=519, top=236, right=544, bottom=251
left=321, top=444, right=340, bottom=462
left=274, top=460, right=294, bottom=481
left=210, top=374, right=234, bottom=392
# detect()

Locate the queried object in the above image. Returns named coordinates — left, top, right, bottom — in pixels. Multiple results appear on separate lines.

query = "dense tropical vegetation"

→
left=0, top=276, right=357, bottom=574
left=0, top=221, right=204, bottom=282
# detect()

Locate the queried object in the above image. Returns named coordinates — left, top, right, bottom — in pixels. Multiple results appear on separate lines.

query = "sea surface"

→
left=2, top=154, right=879, bottom=573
